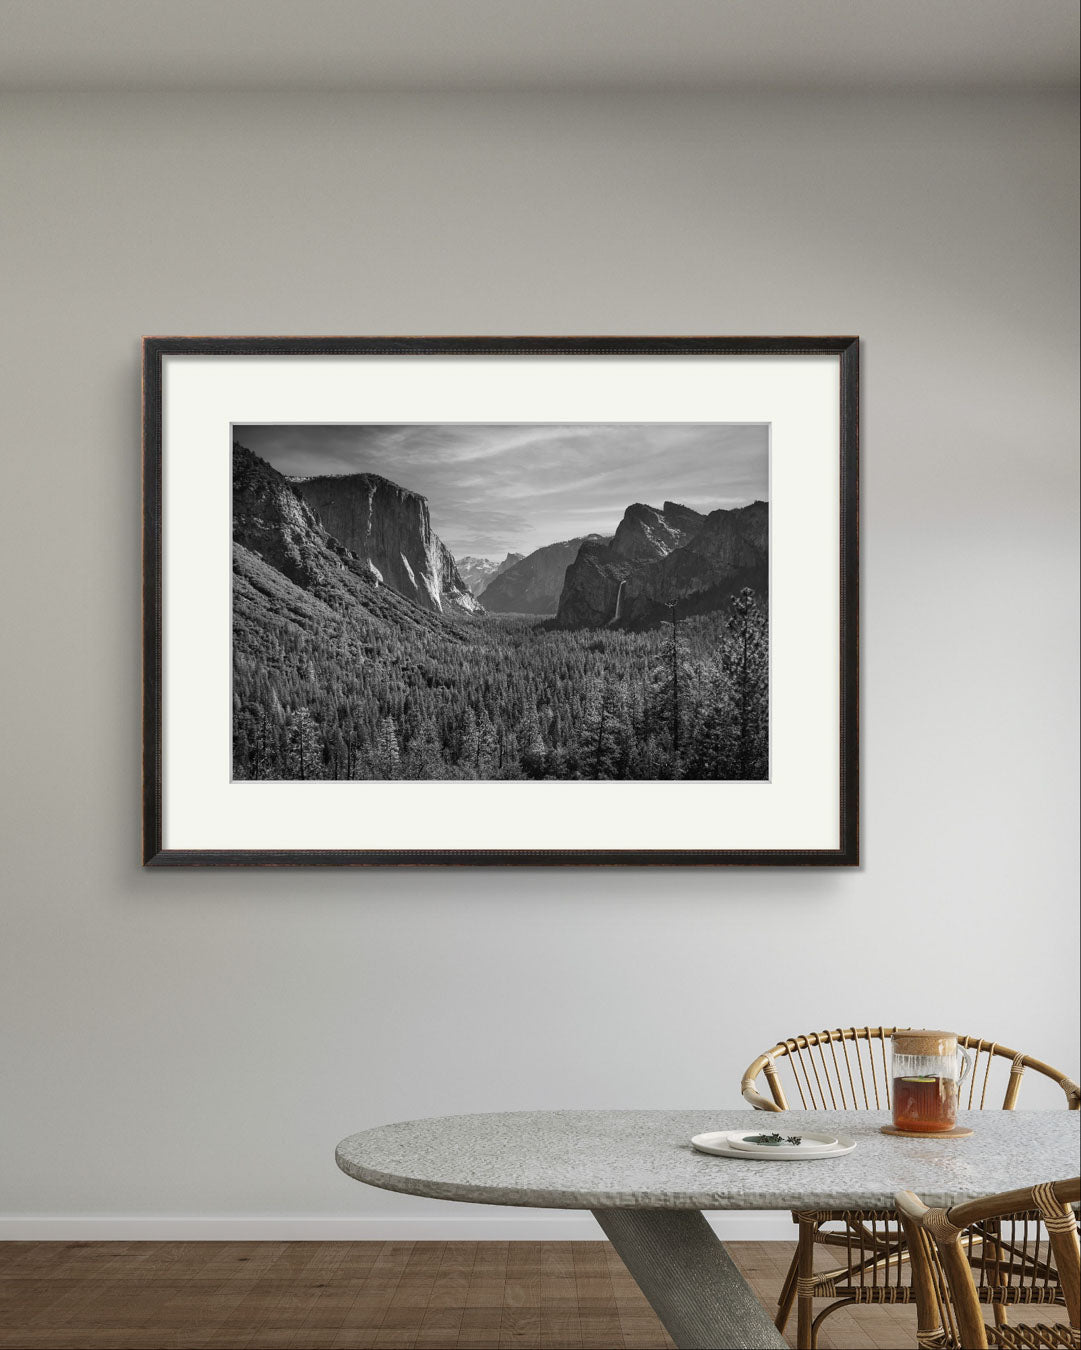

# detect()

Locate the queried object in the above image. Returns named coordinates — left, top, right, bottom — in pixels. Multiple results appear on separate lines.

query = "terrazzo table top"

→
left=336, top=1109, right=1079, bottom=1211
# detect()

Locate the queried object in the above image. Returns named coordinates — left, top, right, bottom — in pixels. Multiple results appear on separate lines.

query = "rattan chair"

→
left=896, top=1177, right=1080, bottom=1348
left=740, top=1028, right=1080, bottom=1349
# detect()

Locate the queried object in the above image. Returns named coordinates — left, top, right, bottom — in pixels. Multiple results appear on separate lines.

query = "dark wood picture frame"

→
left=143, top=335, right=859, bottom=867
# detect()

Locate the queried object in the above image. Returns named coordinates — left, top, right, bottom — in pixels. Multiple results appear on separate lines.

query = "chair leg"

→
left=985, top=1221, right=1011, bottom=1329
left=796, top=1215, right=818, bottom=1350
left=775, top=1245, right=799, bottom=1332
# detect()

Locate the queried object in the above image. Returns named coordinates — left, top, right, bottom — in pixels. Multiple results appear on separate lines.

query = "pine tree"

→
left=501, top=729, right=521, bottom=778
left=458, top=707, right=480, bottom=776
left=724, top=588, right=768, bottom=779
left=286, top=707, right=322, bottom=781
left=476, top=710, right=499, bottom=778
left=405, top=717, right=443, bottom=779
left=519, top=708, right=548, bottom=778
left=578, top=675, right=628, bottom=779
left=374, top=716, right=401, bottom=779
left=685, top=662, right=736, bottom=779
left=327, top=728, right=348, bottom=780
left=646, top=604, right=695, bottom=772
left=668, top=606, right=682, bottom=756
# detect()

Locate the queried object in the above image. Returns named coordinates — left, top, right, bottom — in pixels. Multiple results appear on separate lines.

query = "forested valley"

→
left=233, top=591, right=768, bottom=783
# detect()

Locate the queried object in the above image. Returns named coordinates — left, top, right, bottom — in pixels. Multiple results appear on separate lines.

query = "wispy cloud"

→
left=235, top=423, right=768, bottom=558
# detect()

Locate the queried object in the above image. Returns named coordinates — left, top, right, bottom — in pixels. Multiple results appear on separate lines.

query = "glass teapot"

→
left=891, top=1030, right=972, bottom=1133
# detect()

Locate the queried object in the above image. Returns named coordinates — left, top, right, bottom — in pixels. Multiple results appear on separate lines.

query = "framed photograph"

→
left=143, top=336, right=858, bottom=866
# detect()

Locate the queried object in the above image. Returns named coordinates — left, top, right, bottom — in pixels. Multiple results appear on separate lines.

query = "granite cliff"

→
left=231, top=443, right=448, bottom=639
left=555, top=499, right=768, bottom=628
left=287, top=470, right=479, bottom=615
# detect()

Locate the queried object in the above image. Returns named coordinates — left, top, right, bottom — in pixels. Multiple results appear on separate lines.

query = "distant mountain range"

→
left=480, top=537, right=609, bottom=615
left=234, top=445, right=767, bottom=639
left=456, top=553, right=524, bottom=596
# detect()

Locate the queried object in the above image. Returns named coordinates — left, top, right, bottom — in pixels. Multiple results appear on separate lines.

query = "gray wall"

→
left=1, top=89, right=1077, bottom=1235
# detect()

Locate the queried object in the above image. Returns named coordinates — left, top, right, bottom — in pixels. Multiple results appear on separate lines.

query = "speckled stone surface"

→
left=336, top=1110, right=1079, bottom=1211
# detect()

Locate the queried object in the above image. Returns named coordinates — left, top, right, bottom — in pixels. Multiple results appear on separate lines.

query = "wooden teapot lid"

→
left=890, top=1031, right=955, bottom=1053
left=892, top=1029, right=958, bottom=1056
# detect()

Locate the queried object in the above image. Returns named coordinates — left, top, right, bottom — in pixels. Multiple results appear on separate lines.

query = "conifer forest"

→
left=233, top=596, right=768, bottom=783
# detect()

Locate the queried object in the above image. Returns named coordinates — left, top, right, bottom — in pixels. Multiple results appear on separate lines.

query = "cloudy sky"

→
left=235, top=423, right=769, bottom=559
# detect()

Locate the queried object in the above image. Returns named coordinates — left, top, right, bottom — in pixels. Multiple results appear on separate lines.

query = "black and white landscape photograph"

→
left=232, top=424, right=769, bottom=782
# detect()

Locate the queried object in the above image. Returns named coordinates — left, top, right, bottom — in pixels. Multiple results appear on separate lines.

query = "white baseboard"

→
left=0, top=1212, right=794, bottom=1243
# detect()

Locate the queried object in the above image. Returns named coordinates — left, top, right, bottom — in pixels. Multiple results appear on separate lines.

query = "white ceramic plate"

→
left=729, top=1130, right=839, bottom=1157
left=691, top=1130, right=857, bottom=1160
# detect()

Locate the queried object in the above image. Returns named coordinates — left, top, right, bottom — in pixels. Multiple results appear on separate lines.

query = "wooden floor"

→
left=0, top=1239, right=1070, bottom=1349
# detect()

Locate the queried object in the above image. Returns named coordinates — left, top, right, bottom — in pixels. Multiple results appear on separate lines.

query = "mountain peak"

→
left=611, top=500, right=704, bottom=563
left=457, top=551, right=526, bottom=597
left=556, top=497, right=767, bottom=628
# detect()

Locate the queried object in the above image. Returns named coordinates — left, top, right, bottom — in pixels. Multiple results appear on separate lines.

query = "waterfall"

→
left=610, top=580, right=627, bottom=624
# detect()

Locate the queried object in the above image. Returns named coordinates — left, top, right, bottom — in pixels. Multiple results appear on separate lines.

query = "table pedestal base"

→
left=591, top=1208, right=787, bottom=1350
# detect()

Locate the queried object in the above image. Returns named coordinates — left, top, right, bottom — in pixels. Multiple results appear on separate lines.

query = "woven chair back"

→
left=741, top=1027, right=1080, bottom=1113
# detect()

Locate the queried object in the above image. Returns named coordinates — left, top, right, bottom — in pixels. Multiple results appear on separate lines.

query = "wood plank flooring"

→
left=0, top=1239, right=1070, bottom=1349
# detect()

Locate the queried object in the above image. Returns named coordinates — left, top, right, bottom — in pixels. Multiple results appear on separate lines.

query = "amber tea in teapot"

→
left=891, top=1030, right=972, bottom=1133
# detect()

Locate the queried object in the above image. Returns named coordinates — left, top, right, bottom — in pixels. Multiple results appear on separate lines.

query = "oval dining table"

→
left=337, top=1108, right=1080, bottom=1350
